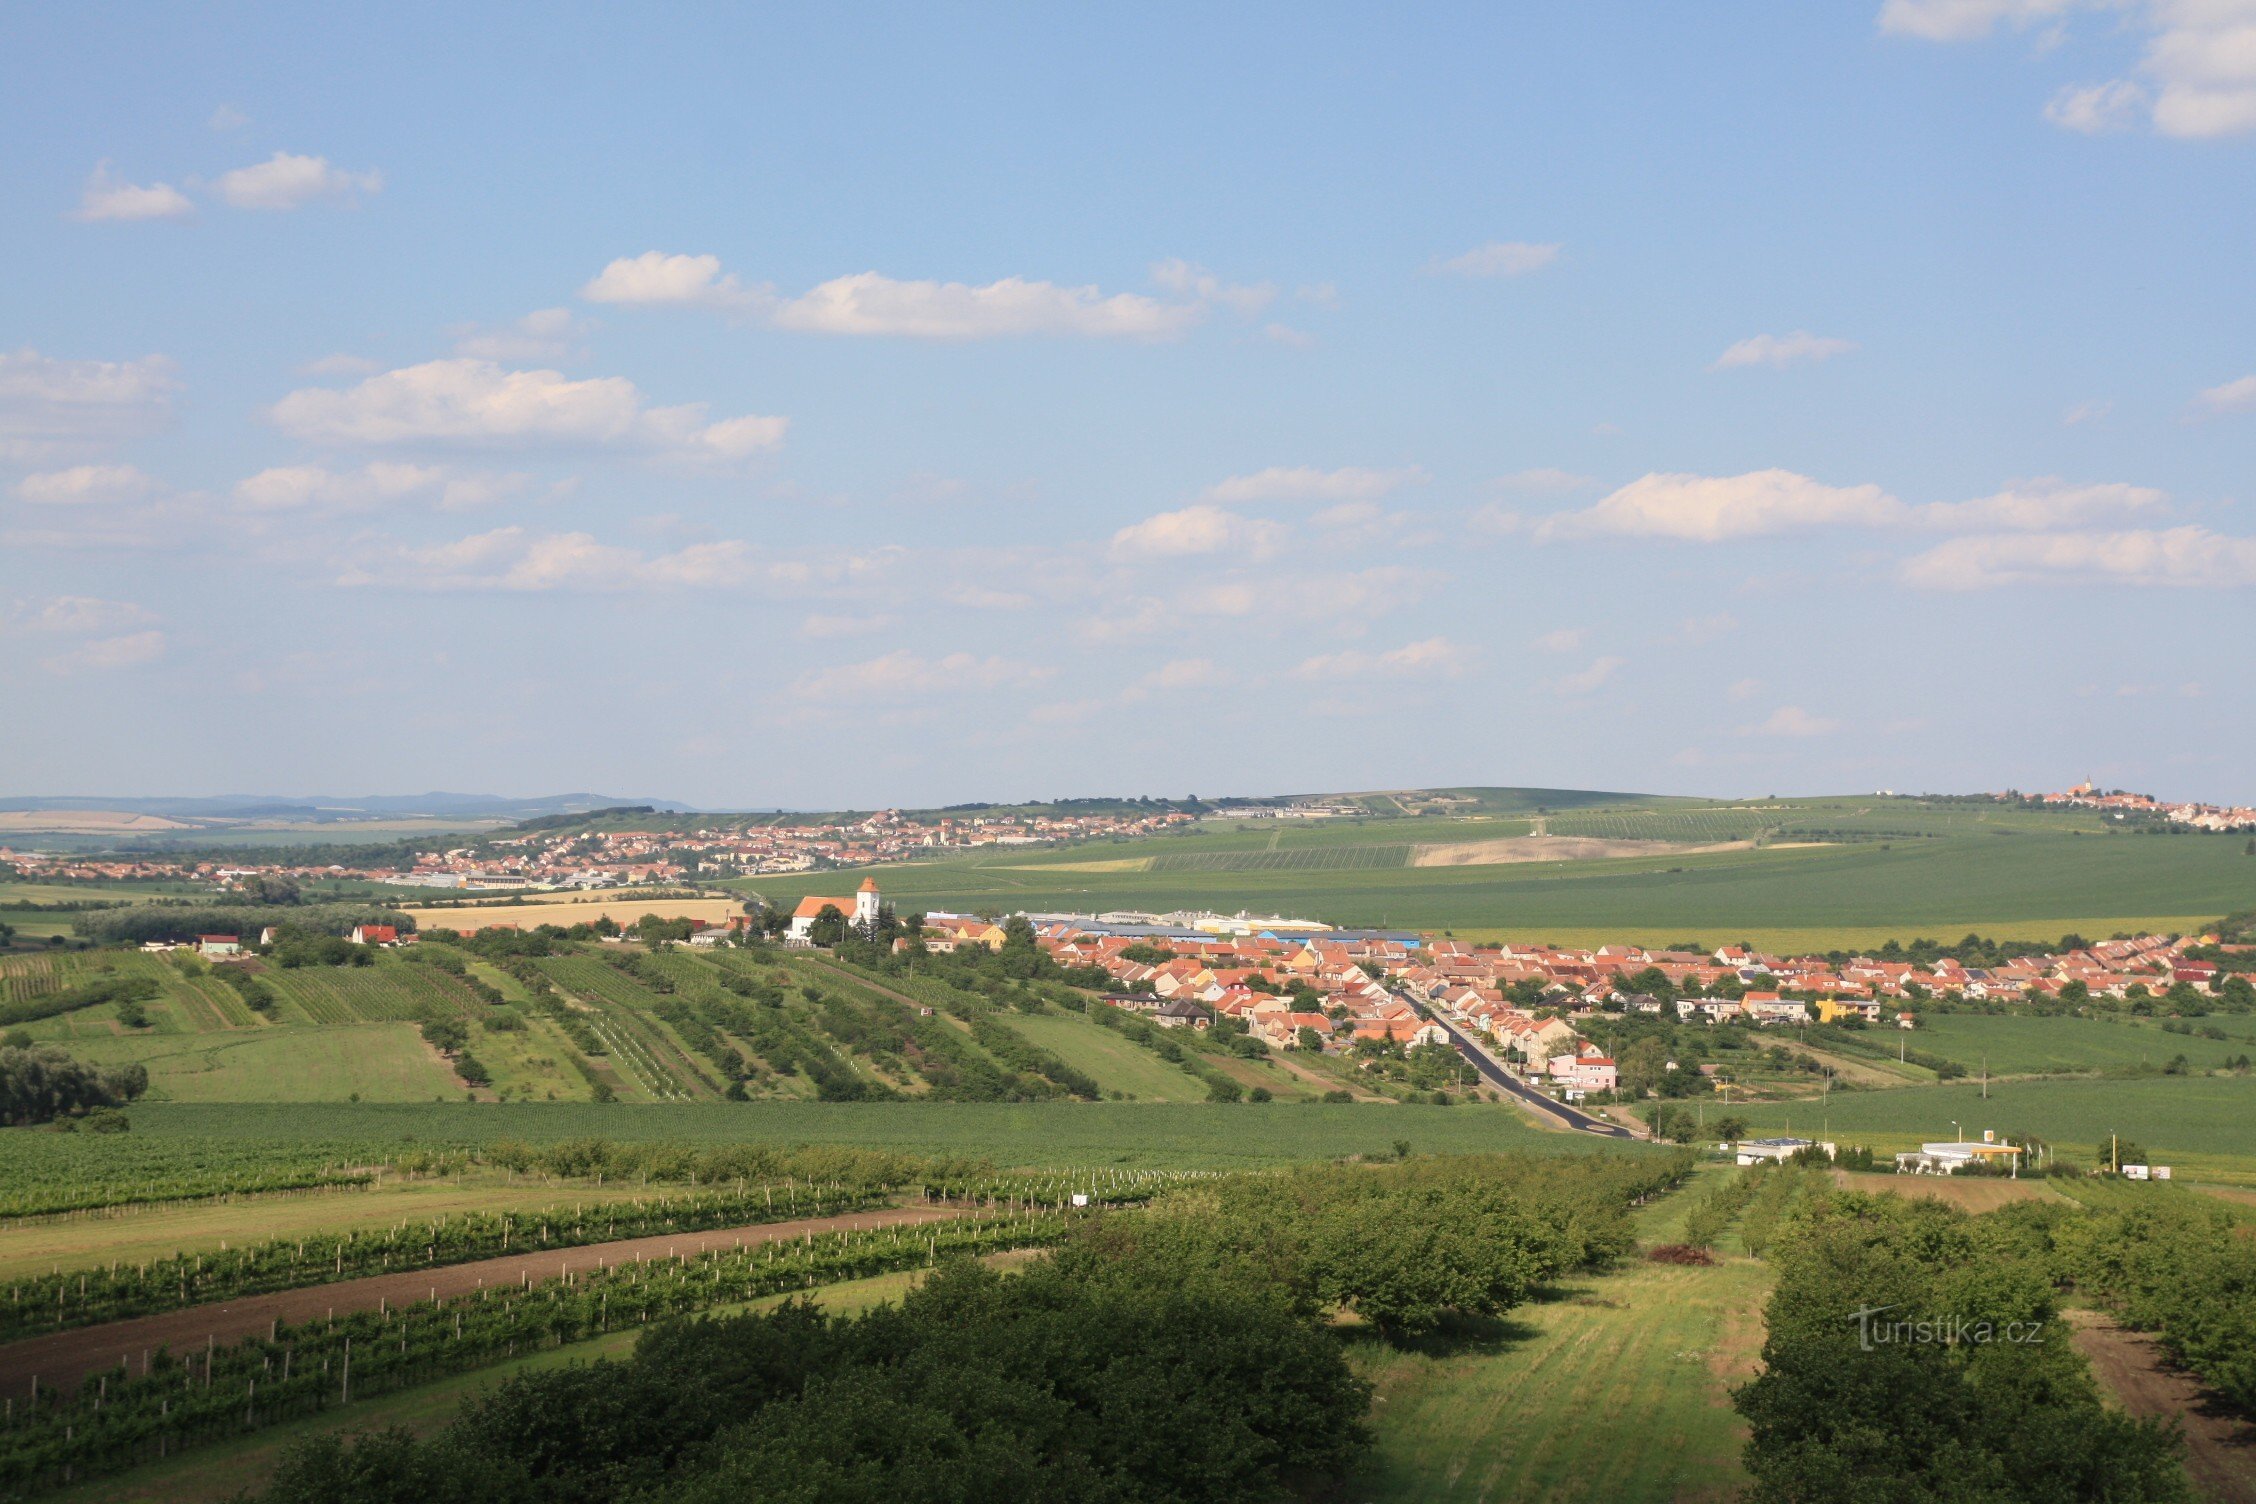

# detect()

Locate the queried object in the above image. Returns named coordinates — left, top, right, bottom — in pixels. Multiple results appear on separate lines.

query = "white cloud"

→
left=1679, top=612, right=1740, bottom=644
left=1726, top=677, right=1763, bottom=702
left=1891, top=0, right=2256, bottom=139
left=2046, top=78, right=2149, bottom=131
left=234, top=462, right=527, bottom=512
left=944, top=585, right=1036, bottom=610
left=268, top=359, right=786, bottom=460
left=70, top=162, right=193, bottom=222
left=1294, top=637, right=1470, bottom=681
left=1109, top=504, right=1284, bottom=560
left=1260, top=323, right=1317, bottom=349
left=1743, top=705, right=1840, bottom=737
left=338, top=526, right=760, bottom=592
left=797, top=612, right=896, bottom=639
left=1535, top=628, right=1587, bottom=653
left=43, top=629, right=167, bottom=673
left=2063, top=397, right=2114, bottom=425
left=1430, top=241, right=1561, bottom=278
left=451, top=308, right=587, bottom=362
left=1910, top=478, right=2166, bottom=530
left=1205, top=464, right=1427, bottom=504
left=1877, top=0, right=2080, bottom=40
left=1900, top=525, right=2256, bottom=588
left=792, top=650, right=1052, bottom=701
left=588, top=253, right=1214, bottom=339
left=580, top=252, right=766, bottom=313
left=8, top=595, right=157, bottom=635
left=1148, top=259, right=1275, bottom=316
left=2196, top=373, right=2256, bottom=412
left=1548, top=655, right=1626, bottom=695
left=1139, top=657, right=1227, bottom=691
left=1712, top=330, right=1859, bottom=370
left=211, top=151, right=382, bottom=209
left=0, top=348, right=177, bottom=461
left=1540, top=469, right=1905, bottom=541
left=15, top=463, right=154, bottom=504
left=208, top=104, right=249, bottom=132
left=773, top=271, right=1196, bottom=340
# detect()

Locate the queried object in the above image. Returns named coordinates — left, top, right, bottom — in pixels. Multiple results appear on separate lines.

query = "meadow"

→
left=731, top=795, right=2254, bottom=951
left=1905, top=1013, right=2256, bottom=1075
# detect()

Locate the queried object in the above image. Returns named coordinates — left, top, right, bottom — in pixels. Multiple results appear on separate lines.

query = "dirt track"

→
left=1411, top=836, right=1754, bottom=867
left=2065, top=1308, right=2256, bottom=1503
left=0, top=1203, right=962, bottom=1400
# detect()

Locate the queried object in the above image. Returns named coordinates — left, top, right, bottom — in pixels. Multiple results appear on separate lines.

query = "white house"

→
left=785, top=877, right=881, bottom=944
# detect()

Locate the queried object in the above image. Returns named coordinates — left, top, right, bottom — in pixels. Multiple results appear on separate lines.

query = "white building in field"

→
left=785, top=876, right=880, bottom=945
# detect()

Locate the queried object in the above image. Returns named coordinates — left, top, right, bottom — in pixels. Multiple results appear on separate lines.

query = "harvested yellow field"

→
left=404, top=895, right=745, bottom=932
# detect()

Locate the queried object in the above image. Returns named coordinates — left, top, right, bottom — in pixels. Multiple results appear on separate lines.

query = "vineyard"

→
left=1145, top=844, right=1415, bottom=873
left=0, top=1209, right=1070, bottom=1499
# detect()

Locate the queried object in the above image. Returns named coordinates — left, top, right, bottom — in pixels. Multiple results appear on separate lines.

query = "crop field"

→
left=1144, top=843, right=1414, bottom=873
left=739, top=813, right=2252, bottom=951
left=1728, top=1074, right=2256, bottom=1181
left=402, top=895, right=745, bottom=931
left=49, top=1024, right=465, bottom=1102
left=1905, top=1014, right=2256, bottom=1075
left=114, top=1099, right=1652, bottom=1170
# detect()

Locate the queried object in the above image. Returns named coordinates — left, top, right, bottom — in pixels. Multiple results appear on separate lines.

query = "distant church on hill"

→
left=785, top=876, right=880, bottom=944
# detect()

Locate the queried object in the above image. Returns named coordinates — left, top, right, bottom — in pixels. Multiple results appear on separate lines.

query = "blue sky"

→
left=3, top=1, right=2253, bottom=809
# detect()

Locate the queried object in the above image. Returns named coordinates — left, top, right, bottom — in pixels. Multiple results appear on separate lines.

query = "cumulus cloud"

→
left=2196, top=374, right=2256, bottom=413
left=581, top=252, right=766, bottom=313
left=14, top=464, right=154, bottom=504
left=70, top=162, right=193, bottom=222
left=0, top=348, right=177, bottom=461
left=773, top=271, right=1196, bottom=340
left=211, top=151, right=382, bottom=209
left=797, top=612, right=895, bottom=639
left=1743, top=705, right=1840, bottom=737
left=1712, top=330, right=1859, bottom=370
left=1877, top=0, right=2079, bottom=40
left=1148, top=259, right=1275, bottom=316
left=8, top=595, right=157, bottom=635
left=2046, top=78, right=2149, bottom=131
left=338, top=526, right=761, bottom=592
left=1547, top=655, right=1626, bottom=695
left=1539, top=469, right=1905, bottom=541
left=1900, top=526, right=2256, bottom=588
left=1109, top=504, right=1284, bottom=560
left=1139, top=657, right=1228, bottom=691
left=1429, top=241, right=1561, bottom=277
left=1294, top=637, right=1469, bottom=681
left=451, top=308, right=587, bottom=362
left=585, top=252, right=1203, bottom=339
left=1204, top=464, right=1427, bottom=505
left=268, top=359, right=785, bottom=460
left=44, top=629, right=166, bottom=673
left=234, top=462, right=527, bottom=512
left=1890, top=0, right=2256, bottom=139
left=2063, top=398, right=2114, bottom=425
left=1535, top=627, right=1587, bottom=653
left=793, top=650, right=1053, bottom=701
left=1909, top=479, right=2166, bottom=530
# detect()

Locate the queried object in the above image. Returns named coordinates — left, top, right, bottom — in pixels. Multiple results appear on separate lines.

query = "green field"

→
left=49, top=1023, right=465, bottom=1101
left=1729, top=1074, right=2256, bottom=1181
left=730, top=794, right=2255, bottom=951
left=117, top=1099, right=1650, bottom=1170
left=992, top=1012, right=1215, bottom=1100
left=1906, top=1014, right=2256, bottom=1075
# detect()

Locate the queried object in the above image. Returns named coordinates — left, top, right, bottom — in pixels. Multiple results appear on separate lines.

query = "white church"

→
left=784, top=876, right=881, bottom=944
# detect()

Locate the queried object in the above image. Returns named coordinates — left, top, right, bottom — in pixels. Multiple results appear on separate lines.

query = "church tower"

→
left=855, top=876, right=881, bottom=929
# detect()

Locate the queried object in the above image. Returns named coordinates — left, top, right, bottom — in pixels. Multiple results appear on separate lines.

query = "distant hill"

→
left=0, top=792, right=688, bottom=824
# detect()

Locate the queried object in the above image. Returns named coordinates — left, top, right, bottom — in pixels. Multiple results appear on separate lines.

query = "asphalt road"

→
left=1421, top=1007, right=1638, bottom=1139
